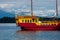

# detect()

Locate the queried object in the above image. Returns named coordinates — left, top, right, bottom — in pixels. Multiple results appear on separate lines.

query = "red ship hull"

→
left=18, top=23, right=60, bottom=31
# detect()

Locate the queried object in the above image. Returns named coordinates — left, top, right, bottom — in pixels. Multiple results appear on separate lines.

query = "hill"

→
left=0, top=10, right=14, bottom=18
left=0, top=17, right=15, bottom=23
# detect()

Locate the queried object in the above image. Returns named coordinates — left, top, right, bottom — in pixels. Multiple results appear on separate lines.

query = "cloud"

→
left=0, top=3, right=56, bottom=17
left=0, top=1, right=30, bottom=12
left=58, top=6, right=60, bottom=10
left=0, top=0, right=60, bottom=17
left=33, top=0, right=56, bottom=7
left=0, top=0, right=57, bottom=12
left=13, top=9, right=56, bottom=17
left=0, top=3, right=14, bottom=8
left=47, top=10, right=55, bottom=13
left=32, top=9, right=56, bottom=17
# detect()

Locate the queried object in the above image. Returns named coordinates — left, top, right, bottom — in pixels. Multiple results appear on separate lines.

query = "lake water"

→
left=0, top=23, right=60, bottom=40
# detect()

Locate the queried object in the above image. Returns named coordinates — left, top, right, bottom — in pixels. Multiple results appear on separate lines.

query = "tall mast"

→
left=31, top=0, right=33, bottom=16
left=56, top=0, right=58, bottom=18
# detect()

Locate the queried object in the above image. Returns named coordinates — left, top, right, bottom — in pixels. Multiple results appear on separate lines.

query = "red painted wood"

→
left=18, top=23, right=60, bottom=31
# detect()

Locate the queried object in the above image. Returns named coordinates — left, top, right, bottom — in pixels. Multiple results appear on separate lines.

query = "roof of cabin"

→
left=18, top=16, right=38, bottom=18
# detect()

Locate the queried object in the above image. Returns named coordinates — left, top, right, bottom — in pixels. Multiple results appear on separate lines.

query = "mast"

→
left=31, top=0, right=33, bottom=16
left=56, top=0, right=58, bottom=18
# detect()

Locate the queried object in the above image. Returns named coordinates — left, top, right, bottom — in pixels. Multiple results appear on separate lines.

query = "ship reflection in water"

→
left=16, top=31, right=60, bottom=40
left=0, top=23, right=60, bottom=40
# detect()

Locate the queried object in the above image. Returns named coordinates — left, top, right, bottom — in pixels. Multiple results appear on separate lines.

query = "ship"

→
left=15, top=0, right=60, bottom=31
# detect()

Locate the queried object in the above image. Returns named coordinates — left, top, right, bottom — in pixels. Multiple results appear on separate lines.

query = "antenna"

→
left=31, top=0, right=33, bottom=16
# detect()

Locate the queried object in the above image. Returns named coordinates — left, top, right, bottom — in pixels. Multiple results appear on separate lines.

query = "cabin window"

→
left=22, top=19, right=38, bottom=23
left=22, top=20, right=24, bottom=23
left=25, top=20, right=30, bottom=23
left=32, top=19, right=34, bottom=22
left=32, top=19, right=38, bottom=22
left=28, top=20, right=29, bottom=23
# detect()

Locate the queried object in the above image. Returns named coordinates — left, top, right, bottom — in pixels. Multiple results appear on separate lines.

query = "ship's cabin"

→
left=17, top=16, right=39, bottom=23
left=16, top=16, right=58, bottom=23
left=16, top=16, right=58, bottom=26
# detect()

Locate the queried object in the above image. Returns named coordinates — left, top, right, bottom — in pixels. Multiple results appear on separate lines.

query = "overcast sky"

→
left=0, top=0, right=60, bottom=17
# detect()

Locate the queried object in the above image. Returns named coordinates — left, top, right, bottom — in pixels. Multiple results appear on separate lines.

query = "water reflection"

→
left=16, top=30, right=38, bottom=40
left=15, top=30, right=60, bottom=40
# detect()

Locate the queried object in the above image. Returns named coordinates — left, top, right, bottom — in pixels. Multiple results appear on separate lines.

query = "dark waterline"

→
left=0, top=23, right=60, bottom=40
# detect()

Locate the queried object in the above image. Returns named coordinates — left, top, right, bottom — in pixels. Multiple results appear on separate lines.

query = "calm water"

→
left=0, top=23, right=60, bottom=40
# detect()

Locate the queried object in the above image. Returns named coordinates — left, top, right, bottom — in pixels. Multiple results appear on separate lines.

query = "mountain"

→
left=0, top=10, right=14, bottom=18
left=0, top=10, right=30, bottom=18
